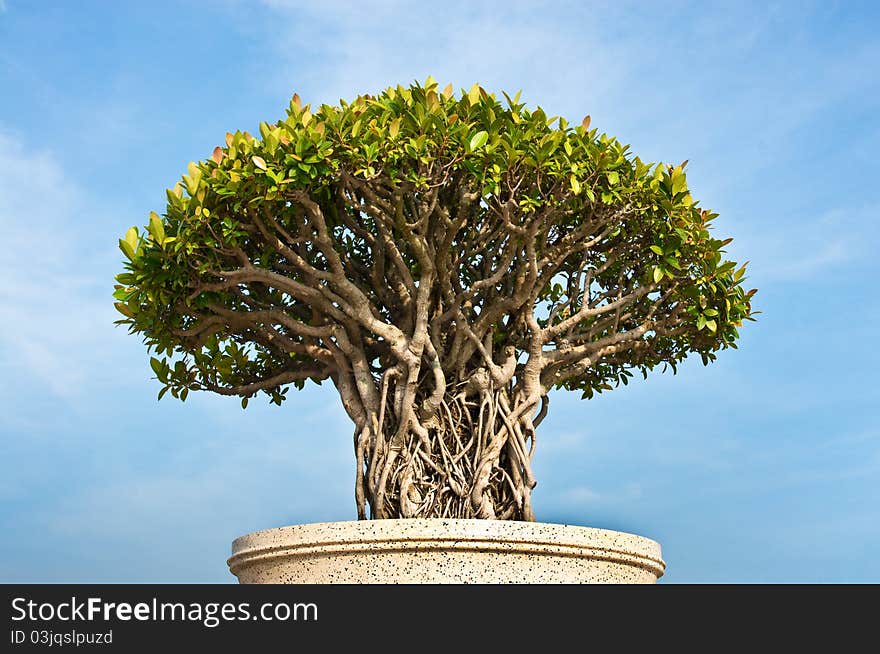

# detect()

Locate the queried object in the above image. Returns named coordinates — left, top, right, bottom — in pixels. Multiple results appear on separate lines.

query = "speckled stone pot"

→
left=228, top=519, right=665, bottom=584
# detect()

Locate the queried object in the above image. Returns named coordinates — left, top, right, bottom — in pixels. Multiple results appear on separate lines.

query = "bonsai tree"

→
left=115, top=78, right=756, bottom=522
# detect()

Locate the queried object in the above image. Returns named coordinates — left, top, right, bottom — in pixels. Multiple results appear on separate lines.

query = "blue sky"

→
left=0, top=0, right=878, bottom=582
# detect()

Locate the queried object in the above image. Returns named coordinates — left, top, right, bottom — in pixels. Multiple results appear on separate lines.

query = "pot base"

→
left=228, top=519, right=665, bottom=583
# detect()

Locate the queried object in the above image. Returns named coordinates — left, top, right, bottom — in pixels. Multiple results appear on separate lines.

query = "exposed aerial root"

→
left=355, top=372, right=543, bottom=520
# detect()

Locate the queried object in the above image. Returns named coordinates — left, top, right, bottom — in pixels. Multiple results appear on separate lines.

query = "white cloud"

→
left=256, top=0, right=625, bottom=116
left=30, top=395, right=356, bottom=580
left=554, top=481, right=644, bottom=508
left=0, top=126, right=360, bottom=578
left=253, top=1, right=878, bottom=292
left=559, top=485, right=601, bottom=504
left=729, top=204, right=875, bottom=284
left=0, top=130, right=132, bottom=398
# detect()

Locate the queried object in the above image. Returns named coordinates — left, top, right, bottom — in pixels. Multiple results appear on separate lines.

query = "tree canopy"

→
left=115, top=78, right=756, bottom=520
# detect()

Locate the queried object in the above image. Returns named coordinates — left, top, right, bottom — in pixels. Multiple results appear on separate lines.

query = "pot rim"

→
left=228, top=518, right=665, bottom=579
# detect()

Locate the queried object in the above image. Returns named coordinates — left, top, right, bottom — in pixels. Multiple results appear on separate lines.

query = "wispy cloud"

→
left=257, top=0, right=625, bottom=114
left=559, top=486, right=602, bottom=505
left=0, top=130, right=132, bottom=399
left=555, top=482, right=642, bottom=508
left=17, top=394, right=355, bottom=581
left=0, top=1, right=877, bottom=583
left=255, top=1, right=879, bottom=292
left=730, top=204, right=876, bottom=284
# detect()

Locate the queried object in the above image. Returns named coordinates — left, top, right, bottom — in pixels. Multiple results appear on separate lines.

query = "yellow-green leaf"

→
left=672, top=168, right=687, bottom=195
left=469, top=131, right=489, bottom=151
left=570, top=175, right=581, bottom=195
left=468, top=83, right=481, bottom=105
left=124, top=226, right=138, bottom=252
left=114, top=302, right=135, bottom=318
left=148, top=211, right=165, bottom=245
left=118, top=238, right=134, bottom=260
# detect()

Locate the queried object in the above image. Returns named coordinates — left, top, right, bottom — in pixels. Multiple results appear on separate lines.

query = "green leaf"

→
left=148, top=211, right=165, bottom=245
left=467, top=84, right=481, bottom=105
left=672, top=171, right=687, bottom=195
left=119, top=238, right=134, bottom=260
left=469, top=131, right=489, bottom=151
left=653, top=266, right=664, bottom=283
left=241, top=397, right=249, bottom=409
left=113, top=81, right=755, bottom=413
left=119, top=226, right=139, bottom=259
left=114, top=302, right=134, bottom=318
left=125, top=226, right=138, bottom=251
left=150, top=357, right=163, bottom=376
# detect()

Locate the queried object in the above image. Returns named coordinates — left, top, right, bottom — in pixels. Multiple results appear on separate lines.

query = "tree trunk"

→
left=351, top=368, right=542, bottom=521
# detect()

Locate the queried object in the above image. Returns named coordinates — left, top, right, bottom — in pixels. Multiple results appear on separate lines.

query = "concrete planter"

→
left=228, top=519, right=665, bottom=583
